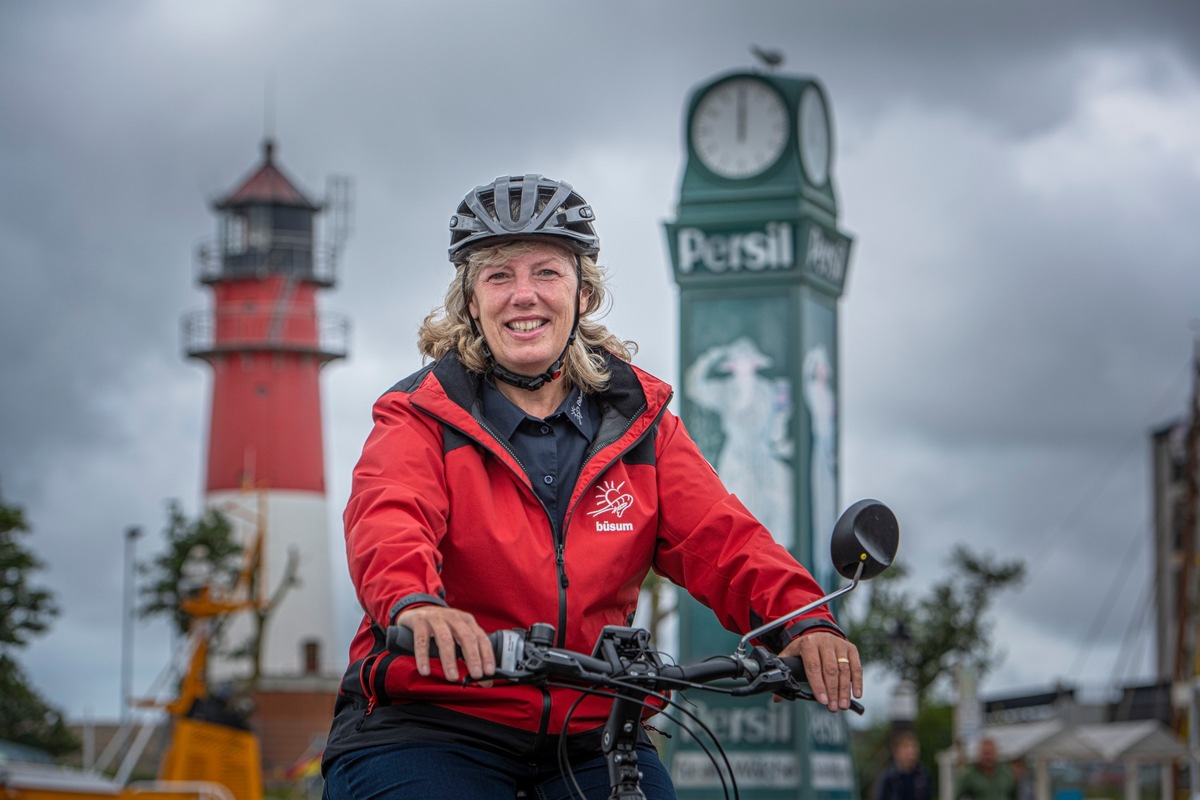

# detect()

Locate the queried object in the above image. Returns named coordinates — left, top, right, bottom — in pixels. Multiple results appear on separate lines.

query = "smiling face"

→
left=467, top=241, right=584, bottom=380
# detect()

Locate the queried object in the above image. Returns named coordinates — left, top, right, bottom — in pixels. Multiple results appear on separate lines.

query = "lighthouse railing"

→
left=194, top=235, right=339, bottom=287
left=182, top=308, right=349, bottom=362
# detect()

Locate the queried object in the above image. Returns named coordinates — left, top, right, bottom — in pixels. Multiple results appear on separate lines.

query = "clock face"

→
left=690, top=77, right=789, bottom=180
left=798, top=85, right=831, bottom=186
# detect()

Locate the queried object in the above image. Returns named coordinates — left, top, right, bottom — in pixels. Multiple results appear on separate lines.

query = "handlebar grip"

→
left=386, top=625, right=528, bottom=674
left=386, top=623, right=456, bottom=658
left=779, top=657, right=865, bottom=715
left=661, top=657, right=744, bottom=684
left=388, top=624, right=493, bottom=661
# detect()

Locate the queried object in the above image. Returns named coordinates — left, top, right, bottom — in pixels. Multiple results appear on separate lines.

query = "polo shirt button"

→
left=543, top=475, right=554, bottom=485
left=540, top=425, right=551, bottom=435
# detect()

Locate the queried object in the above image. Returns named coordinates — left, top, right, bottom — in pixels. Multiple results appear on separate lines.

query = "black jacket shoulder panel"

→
left=443, top=426, right=475, bottom=454
left=431, top=352, right=484, bottom=410
left=600, top=354, right=649, bottom=419
left=386, top=362, right=436, bottom=395
left=622, top=418, right=659, bottom=466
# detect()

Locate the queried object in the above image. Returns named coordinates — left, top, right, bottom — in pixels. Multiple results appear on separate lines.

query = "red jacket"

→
left=323, top=352, right=840, bottom=770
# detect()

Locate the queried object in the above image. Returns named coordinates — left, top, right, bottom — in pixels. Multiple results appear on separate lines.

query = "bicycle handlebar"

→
left=386, top=622, right=864, bottom=715
left=377, top=500, right=896, bottom=799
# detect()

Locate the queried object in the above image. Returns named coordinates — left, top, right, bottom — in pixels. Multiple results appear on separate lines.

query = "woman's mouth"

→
left=507, top=319, right=547, bottom=333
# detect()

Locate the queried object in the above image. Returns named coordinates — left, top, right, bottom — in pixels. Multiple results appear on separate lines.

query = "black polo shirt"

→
left=480, top=380, right=600, bottom=535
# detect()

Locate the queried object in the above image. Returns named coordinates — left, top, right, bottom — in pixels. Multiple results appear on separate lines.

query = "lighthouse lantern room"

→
left=182, top=138, right=350, bottom=680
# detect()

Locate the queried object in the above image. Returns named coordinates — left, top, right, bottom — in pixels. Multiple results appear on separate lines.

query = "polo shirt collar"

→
left=480, top=380, right=596, bottom=439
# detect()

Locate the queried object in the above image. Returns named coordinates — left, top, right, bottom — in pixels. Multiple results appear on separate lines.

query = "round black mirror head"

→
left=830, top=499, right=899, bottom=581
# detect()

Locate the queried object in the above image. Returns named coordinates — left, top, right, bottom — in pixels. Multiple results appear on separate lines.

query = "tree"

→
left=845, top=546, right=1022, bottom=800
left=138, top=500, right=244, bottom=638
left=844, top=544, right=1025, bottom=704
left=0, top=654, right=78, bottom=756
left=0, top=500, right=58, bottom=647
left=138, top=497, right=299, bottom=688
left=0, top=494, right=78, bottom=756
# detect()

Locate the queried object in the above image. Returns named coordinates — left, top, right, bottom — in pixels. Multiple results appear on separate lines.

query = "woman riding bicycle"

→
left=321, top=174, right=863, bottom=799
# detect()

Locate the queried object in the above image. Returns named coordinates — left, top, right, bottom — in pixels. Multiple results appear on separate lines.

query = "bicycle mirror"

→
left=830, top=499, right=898, bottom=581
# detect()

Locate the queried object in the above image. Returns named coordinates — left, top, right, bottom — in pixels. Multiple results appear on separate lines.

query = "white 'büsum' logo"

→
left=589, top=480, right=634, bottom=531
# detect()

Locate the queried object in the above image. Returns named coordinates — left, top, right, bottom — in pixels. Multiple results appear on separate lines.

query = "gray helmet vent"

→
left=448, top=174, right=600, bottom=263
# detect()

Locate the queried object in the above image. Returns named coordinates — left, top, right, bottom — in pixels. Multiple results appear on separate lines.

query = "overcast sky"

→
left=2, top=1, right=1199, bottom=724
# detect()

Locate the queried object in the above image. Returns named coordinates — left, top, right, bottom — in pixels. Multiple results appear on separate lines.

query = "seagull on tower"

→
left=751, top=45, right=785, bottom=71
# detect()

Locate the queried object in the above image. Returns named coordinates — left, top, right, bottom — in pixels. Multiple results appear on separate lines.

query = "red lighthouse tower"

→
left=183, top=139, right=350, bottom=681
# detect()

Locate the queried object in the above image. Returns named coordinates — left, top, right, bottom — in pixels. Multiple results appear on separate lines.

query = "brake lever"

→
left=732, top=649, right=865, bottom=715
left=771, top=676, right=866, bottom=715
left=730, top=649, right=803, bottom=698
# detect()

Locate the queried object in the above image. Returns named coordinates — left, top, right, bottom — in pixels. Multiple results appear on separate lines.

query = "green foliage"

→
left=913, top=703, right=954, bottom=761
left=844, top=545, right=1025, bottom=703
left=0, top=495, right=77, bottom=756
left=0, top=500, right=59, bottom=649
left=137, top=500, right=243, bottom=636
left=0, top=653, right=79, bottom=756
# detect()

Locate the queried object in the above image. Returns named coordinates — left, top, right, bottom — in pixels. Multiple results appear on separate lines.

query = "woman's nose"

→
left=510, top=272, right=536, bottom=303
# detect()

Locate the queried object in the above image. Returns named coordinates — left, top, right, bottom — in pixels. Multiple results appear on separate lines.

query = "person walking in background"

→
left=956, top=737, right=1015, bottom=800
left=877, top=731, right=933, bottom=800
left=1010, top=757, right=1034, bottom=800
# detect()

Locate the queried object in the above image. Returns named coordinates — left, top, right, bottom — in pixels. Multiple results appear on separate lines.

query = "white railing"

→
left=181, top=309, right=350, bottom=361
left=193, top=234, right=340, bottom=286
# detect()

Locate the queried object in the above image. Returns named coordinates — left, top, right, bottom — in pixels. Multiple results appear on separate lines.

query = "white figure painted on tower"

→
left=685, top=337, right=794, bottom=549
left=803, top=345, right=837, bottom=587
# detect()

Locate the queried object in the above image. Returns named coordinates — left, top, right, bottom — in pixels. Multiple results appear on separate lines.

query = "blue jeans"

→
left=323, top=740, right=677, bottom=800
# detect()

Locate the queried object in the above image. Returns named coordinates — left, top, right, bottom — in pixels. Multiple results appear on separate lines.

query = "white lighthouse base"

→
left=204, top=489, right=339, bottom=683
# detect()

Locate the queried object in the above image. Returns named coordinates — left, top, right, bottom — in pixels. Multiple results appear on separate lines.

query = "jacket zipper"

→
left=355, top=653, right=380, bottom=730
left=412, top=404, right=570, bottom=751
left=409, top=393, right=668, bottom=747
left=463, top=413, right=575, bottom=646
left=356, top=650, right=397, bottom=730
left=562, top=399, right=666, bottom=538
left=411, top=399, right=568, bottom=618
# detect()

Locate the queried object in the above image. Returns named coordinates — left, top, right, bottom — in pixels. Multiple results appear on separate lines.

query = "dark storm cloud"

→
left=1, top=0, right=1197, bottom=719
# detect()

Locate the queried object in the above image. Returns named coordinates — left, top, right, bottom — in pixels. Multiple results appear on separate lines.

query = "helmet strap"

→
left=483, top=333, right=574, bottom=392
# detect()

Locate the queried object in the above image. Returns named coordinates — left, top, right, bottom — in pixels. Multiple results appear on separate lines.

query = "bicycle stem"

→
left=735, top=560, right=865, bottom=657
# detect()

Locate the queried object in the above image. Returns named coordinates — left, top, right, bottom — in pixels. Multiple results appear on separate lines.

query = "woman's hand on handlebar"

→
left=779, top=630, right=862, bottom=713
left=394, top=606, right=496, bottom=683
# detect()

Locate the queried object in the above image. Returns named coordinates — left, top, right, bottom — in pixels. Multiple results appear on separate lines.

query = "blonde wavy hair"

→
left=417, top=240, right=637, bottom=393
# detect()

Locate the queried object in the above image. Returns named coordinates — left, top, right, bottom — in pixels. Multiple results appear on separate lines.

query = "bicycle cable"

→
left=548, top=677, right=740, bottom=800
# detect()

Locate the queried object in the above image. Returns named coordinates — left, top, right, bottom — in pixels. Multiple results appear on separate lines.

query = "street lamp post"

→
left=121, top=525, right=142, bottom=720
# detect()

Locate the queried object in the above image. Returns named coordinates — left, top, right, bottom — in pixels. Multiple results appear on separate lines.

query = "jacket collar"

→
left=421, top=349, right=670, bottom=423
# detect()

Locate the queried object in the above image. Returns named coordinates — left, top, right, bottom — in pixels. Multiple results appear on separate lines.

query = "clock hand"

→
left=736, top=84, right=747, bottom=143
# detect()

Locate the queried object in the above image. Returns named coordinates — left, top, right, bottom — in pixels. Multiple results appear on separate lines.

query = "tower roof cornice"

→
left=214, top=138, right=321, bottom=211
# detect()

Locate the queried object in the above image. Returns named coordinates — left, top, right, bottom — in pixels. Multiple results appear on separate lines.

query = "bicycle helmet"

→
left=448, top=174, right=599, bottom=263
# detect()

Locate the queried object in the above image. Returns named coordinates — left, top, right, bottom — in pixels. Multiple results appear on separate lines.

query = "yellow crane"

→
left=2, top=492, right=272, bottom=800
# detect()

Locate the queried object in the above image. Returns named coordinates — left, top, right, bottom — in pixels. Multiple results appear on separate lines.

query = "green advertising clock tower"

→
left=664, top=69, right=855, bottom=799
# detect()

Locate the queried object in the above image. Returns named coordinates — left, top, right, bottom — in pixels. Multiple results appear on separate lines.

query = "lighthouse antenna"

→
left=264, top=72, right=276, bottom=143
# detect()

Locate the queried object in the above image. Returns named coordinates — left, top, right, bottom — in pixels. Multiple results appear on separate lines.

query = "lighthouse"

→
left=182, top=138, right=350, bottom=682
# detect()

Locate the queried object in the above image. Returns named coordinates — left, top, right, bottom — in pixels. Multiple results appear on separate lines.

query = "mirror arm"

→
left=735, top=560, right=865, bottom=657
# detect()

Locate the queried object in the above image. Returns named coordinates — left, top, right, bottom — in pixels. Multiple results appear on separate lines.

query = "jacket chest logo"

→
left=588, top=480, right=635, bottom=531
